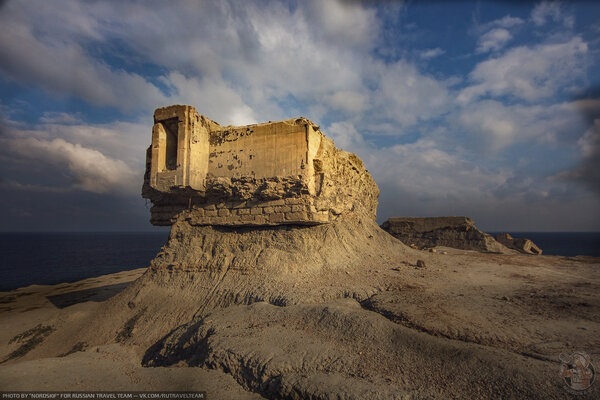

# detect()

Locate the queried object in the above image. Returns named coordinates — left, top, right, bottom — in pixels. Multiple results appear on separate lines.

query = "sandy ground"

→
left=1, top=246, right=599, bottom=399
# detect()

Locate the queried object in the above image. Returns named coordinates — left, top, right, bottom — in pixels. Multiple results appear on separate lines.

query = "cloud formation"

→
left=0, top=0, right=598, bottom=231
left=553, top=99, right=600, bottom=194
left=531, top=1, right=573, bottom=28
left=476, top=28, right=512, bottom=53
left=455, top=100, right=587, bottom=152
left=0, top=2, right=167, bottom=112
left=419, top=48, right=445, bottom=59
left=459, top=37, right=588, bottom=103
left=2, top=136, right=138, bottom=194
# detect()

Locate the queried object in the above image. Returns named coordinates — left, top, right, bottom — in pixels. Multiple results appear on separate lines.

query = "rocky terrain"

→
left=1, top=108, right=598, bottom=399
left=1, top=236, right=598, bottom=399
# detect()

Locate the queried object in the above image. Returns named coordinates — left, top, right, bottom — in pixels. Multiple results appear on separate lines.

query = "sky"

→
left=0, top=0, right=599, bottom=232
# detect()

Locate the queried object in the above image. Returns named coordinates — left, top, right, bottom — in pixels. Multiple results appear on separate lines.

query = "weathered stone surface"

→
left=496, top=233, right=543, bottom=255
left=142, top=105, right=378, bottom=226
left=381, top=216, right=513, bottom=253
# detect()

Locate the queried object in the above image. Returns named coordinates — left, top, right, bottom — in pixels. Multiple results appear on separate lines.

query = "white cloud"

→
left=325, top=91, right=369, bottom=113
left=459, top=37, right=588, bottom=103
left=305, top=0, right=379, bottom=49
left=3, top=119, right=150, bottom=169
left=327, top=121, right=367, bottom=151
left=0, top=115, right=152, bottom=197
left=373, top=60, right=451, bottom=127
left=531, top=1, right=564, bottom=26
left=320, top=121, right=509, bottom=218
left=243, top=2, right=368, bottom=102
left=458, top=102, right=518, bottom=151
left=473, top=14, right=523, bottom=54
left=492, top=15, right=525, bottom=29
left=456, top=100, right=588, bottom=151
left=2, top=137, right=138, bottom=194
left=164, top=72, right=257, bottom=126
left=476, top=28, right=512, bottom=53
left=367, top=139, right=509, bottom=207
left=419, top=48, right=445, bottom=59
left=39, top=112, right=83, bottom=125
left=0, top=0, right=437, bottom=129
left=0, top=3, right=167, bottom=112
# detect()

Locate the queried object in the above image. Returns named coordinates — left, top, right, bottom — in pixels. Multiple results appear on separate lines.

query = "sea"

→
left=1, top=232, right=599, bottom=292
left=0, top=232, right=169, bottom=292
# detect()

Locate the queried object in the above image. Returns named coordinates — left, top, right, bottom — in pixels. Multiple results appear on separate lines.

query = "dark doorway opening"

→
left=161, top=118, right=179, bottom=170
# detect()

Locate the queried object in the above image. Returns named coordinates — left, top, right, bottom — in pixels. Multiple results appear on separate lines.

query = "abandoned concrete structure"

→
left=142, top=105, right=378, bottom=226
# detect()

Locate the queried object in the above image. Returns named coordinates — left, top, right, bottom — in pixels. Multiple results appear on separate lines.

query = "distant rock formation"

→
left=381, top=216, right=513, bottom=253
left=142, top=105, right=378, bottom=226
left=495, top=233, right=542, bottom=255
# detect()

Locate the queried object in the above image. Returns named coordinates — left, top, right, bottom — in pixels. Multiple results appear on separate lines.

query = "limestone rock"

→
left=381, top=216, right=514, bottom=253
left=142, top=105, right=378, bottom=226
left=495, top=233, right=542, bottom=255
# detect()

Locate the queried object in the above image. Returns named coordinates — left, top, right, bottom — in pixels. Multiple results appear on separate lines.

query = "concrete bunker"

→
left=142, top=105, right=379, bottom=227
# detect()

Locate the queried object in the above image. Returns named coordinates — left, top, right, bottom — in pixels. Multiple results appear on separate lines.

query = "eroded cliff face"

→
left=381, top=216, right=513, bottom=253
left=142, top=105, right=378, bottom=226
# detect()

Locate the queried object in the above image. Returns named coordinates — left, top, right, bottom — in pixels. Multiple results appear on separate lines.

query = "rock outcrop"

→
left=142, top=105, right=378, bottom=226
left=381, top=216, right=512, bottom=253
left=496, top=233, right=542, bottom=255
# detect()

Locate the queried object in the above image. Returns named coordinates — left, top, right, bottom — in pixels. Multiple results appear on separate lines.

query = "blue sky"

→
left=0, top=0, right=599, bottom=231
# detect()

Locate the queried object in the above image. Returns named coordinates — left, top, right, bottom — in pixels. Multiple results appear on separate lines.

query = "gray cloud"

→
left=552, top=99, right=600, bottom=194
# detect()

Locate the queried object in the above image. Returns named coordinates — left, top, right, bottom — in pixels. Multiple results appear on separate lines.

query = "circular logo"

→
left=559, top=351, right=595, bottom=393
